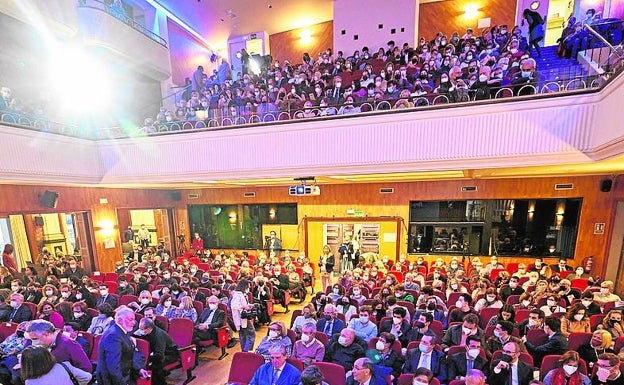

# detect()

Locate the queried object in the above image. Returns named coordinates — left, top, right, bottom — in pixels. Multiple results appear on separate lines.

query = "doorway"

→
left=545, top=0, right=575, bottom=46
left=117, top=208, right=176, bottom=256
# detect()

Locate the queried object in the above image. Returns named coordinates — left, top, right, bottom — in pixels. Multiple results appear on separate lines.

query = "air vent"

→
left=461, top=186, right=477, bottom=192
left=187, top=193, right=199, bottom=199
left=555, top=183, right=574, bottom=190
left=379, top=188, right=394, bottom=194
left=243, top=192, right=256, bottom=198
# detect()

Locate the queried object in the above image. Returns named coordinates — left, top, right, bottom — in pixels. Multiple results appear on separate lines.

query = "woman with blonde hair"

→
left=176, top=296, right=198, bottom=323
left=561, top=302, right=590, bottom=337
left=601, top=309, right=624, bottom=339
left=38, top=284, right=59, bottom=307
left=292, top=303, right=317, bottom=335
left=578, top=330, right=614, bottom=368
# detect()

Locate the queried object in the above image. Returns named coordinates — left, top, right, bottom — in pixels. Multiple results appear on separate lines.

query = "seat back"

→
left=314, top=331, right=329, bottom=346
left=120, top=294, right=139, bottom=306
left=227, top=352, right=265, bottom=384
left=568, top=332, right=593, bottom=351
left=286, top=358, right=304, bottom=372
left=76, top=331, right=94, bottom=357
left=23, top=302, right=37, bottom=319
left=135, top=338, right=150, bottom=365
left=590, top=314, right=606, bottom=331
left=0, top=322, right=17, bottom=342
left=315, top=361, right=347, bottom=385
left=526, top=328, right=549, bottom=346
left=90, top=334, right=102, bottom=363
left=479, top=307, right=499, bottom=329
left=168, top=318, right=194, bottom=347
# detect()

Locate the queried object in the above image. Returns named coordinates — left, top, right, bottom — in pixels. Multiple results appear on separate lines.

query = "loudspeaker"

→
left=169, top=191, right=182, bottom=201
left=600, top=179, right=613, bottom=192
left=39, top=190, right=59, bottom=208
left=34, top=216, right=44, bottom=226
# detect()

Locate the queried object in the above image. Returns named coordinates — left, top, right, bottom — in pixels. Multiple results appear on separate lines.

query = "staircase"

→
left=537, top=45, right=589, bottom=89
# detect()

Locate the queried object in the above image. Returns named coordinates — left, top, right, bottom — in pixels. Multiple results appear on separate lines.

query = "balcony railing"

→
left=77, top=0, right=167, bottom=48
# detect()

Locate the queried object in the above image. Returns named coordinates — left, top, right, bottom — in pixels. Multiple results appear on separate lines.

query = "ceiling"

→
left=154, top=0, right=334, bottom=51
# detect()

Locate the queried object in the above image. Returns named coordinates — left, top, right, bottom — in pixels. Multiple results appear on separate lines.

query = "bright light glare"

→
left=48, top=47, right=112, bottom=114
left=249, top=58, right=261, bottom=75
left=464, top=4, right=480, bottom=19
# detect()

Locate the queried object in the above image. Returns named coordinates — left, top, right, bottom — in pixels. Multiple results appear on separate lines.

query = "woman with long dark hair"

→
left=523, top=8, right=545, bottom=57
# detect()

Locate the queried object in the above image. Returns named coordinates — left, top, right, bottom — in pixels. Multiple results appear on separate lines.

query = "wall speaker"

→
left=600, top=179, right=613, bottom=192
left=34, top=216, right=44, bottom=226
left=39, top=190, right=59, bottom=208
left=169, top=191, right=182, bottom=201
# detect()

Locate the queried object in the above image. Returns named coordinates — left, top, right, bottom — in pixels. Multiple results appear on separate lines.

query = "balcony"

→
left=76, top=0, right=170, bottom=81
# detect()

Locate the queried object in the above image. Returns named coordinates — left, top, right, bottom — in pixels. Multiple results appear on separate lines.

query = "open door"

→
left=72, top=212, right=96, bottom=272
left=545, top=0, right=575, bottom=46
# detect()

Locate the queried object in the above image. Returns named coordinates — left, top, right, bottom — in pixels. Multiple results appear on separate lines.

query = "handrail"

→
left=77, top=0, right=168, bottom=48
left=584, top=24, right=624, bottom=60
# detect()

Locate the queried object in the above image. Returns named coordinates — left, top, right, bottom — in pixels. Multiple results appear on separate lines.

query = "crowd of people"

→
left=1, top=237, right=623, bottom=385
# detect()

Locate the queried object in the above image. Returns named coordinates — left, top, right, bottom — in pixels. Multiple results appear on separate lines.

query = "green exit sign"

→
left=354, top=210, right=365, bottom=217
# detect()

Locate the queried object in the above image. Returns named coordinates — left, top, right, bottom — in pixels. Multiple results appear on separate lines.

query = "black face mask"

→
left=501, top=354, right=513, bottom=363
left=416, top=321, right=426, bottom=329
left=427, top=303, right=436, bottom=311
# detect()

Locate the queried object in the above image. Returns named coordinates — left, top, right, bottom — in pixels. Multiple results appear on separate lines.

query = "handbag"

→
left=58, top=362, right=80, bottom=385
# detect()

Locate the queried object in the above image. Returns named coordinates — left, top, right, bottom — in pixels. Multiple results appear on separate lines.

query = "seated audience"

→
left=561, top=302, right=591, bottom=337
left=249, top=345, right=301, bottom=385
left=347, top=305, right=378, bottom=342
left=488, top=341, right=534, bottom=385
left=292, top=321, right=325, bottom=368
left=324, top=328, right=365, bottom=372
left=448, top=335, right=490, bottom=380
left=255, top=321, right=293, bottom=362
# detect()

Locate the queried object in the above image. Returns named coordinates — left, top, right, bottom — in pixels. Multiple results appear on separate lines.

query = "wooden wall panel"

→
left=172, top=175, right=618, bottom=276
left=269, top=21, right=333, bottom=65
left=419, top=0, right=517, bottom=41
left=0, top=185, right=171, bottom=273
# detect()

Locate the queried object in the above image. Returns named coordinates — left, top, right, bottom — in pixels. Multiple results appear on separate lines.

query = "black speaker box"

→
left=34, top=216, right=44, bottom=226
left=600, top=179, right=613, bottom=192
left=170, top=191, right=182, bottom=201
left=39, top=190, right=59, bottom=208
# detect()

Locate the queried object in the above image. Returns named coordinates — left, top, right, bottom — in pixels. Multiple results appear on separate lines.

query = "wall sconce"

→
left=527, top=201, right=535, bottom=221
left=228, top=211, right=237, bottom=224
left=96, top=219, right=116, bottom=237
left=299, top=29, right=313, bottom=45
left=555, top=212, right=564, bottom=229
left=269, top=208, right=277, bottom=220
left=464, top=4, right=480, bottom=19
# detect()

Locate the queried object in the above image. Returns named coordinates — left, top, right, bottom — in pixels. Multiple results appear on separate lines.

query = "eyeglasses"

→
left=269, top=328, right=280, bottom=331
left=502, top=350, right=517, bottom=354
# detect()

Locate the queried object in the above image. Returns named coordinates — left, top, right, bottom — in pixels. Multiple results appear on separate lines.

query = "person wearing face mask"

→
left=155, top=294, right=177, bottom=319
left=500, top=276, right=525, bottom=302
left=337, top=296, right=357, bottom=323
left=256, top=321, right=292, bottom=362
left=134, top=317, right=179, bottom=385
left=579, top=292, right=601, bottom=316
left=159, top=269, right=177, bottom=286
left=578, top=330, right=614, bottom=369
left=475, top=289, right=504, bottom=312
left=525, top=316, right=569, bottom=367
left=594, top=281, right=621, bottom=306
left=540, top=294, right=567, bottom=317
left=449, top=335, right=490, bottom=380
left=374, top=332, right=404, bottom=381
left=65, top=301, right=92, bottom=332
left=0, top=320, right=29, bottom=378
left=471, top=71, right=492, bottom=101
left=560, top=303, right=591, bottom=337
left=543, top=350, right=591, bottom=385
left=292, top=321, right=325, bottom=367
left=380, top=306, right=412, bottom=348
left=449, top=294, right=479, bottom=324
left=442, top=314, right=483, bottom=351
left=349, top=285, right=367, bottom=306
left=402, top=334, right=447, bottom=382
left=115, top=276, right=135, bottom=296
left=485, top=320, right=527, bottom=360
left=1, top=293, right=32, bottom=323
left=600, top=310, right=624, bottom=339
left=592, top=353, right=624, bottom=385
left=324, top=328, right=365, bottom=372
left=317, top=304, right=344, bottom=337
left=488, top=341, right=534, bottom=385
left=193, top=294, right=227, bottom=348
left=407, top=312, right=438, bottom=342
left=511, top=58, right=539, bottom=95
left=347, top=305, right=378, bottom=343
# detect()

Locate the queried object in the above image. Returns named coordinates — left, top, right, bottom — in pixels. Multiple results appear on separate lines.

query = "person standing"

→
left=265, top=231, right=282, bottom=256
left=2, top=244, right=17, bottom=275
left=523, top=8, right=545, bottom=58
left=123, top=226, right=134, bottom=243
left=96, top=308, right=149, bottom=385
left=191, top=232, right=204, bottom=255
left=137, top=225, right=150, bottom=249
left=318, top=245, right=335, bottom=293
left=231, top=279, right=256, bottom=352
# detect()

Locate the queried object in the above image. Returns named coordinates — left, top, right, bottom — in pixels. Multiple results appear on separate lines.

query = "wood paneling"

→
left=172, top=175, right=619, bottom=276
left=269, top=21, right=333, bottom=65
left=419, top=0, right=517, bottom=41
left=0, top=185, right=171, bottom=273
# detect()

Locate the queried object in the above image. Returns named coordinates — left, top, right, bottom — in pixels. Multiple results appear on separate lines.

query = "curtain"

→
left=8, top=215, right=32, bottom=270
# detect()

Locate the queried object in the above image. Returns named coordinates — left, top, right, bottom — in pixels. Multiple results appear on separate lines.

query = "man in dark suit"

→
left=379, top=306, right=412, bottom=347
left=193, top=295, right=225, bottom=344
left=188, top=283, right=207, bottom=304
left=316, top=304, right=344, bottom=337
left=517, top=309, right=544, bottom=337
left=324, top=328, right=365, bottom=372
left=62, top=258, right=85, bottom=279
left=97, top=283, right=118, bottom=308
left=408, top=311, right=439, bottom=342
left=249, top=344, right=301, bottom=385
left=374, top=332, right=404, bottom=380
left=488, top=341, right=533, bottom=385
left=136, top=317, right=179, bottom=385
left=327, top=76, right=343, bottom=105
left=96, top=308, right=149, bottom=385
left=442, top=313, right=484, bottom=352
left=269, top=266, right=290, bottom=312
left=264, top=231, right=282, bottom=256
left=2, top=293, right=32, bottom=323
left=346, top=357, right=386, bottom=385
left=448, top=335, right=490, bottom=380
left=402, top=334, right=447, bottom=383
left=485, top=320, right=526, bottom=360
left=551, top=258, right=573, bottom=273
left=499, top=276, right=525, bottom=302
left=524, top=316, right=569, bottom=367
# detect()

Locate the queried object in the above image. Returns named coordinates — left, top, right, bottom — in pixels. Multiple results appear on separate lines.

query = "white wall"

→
left=333, top=0, right=417, bottom=55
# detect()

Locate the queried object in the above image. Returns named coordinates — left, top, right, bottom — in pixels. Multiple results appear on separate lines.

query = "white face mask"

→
left=487, top=296, right=496, bottom=302
left=509, top=282, right=517, bottom=289
left=574, top=314, right=584, bottom=322
left=338, top=336, right=348, bottom=346
left=451, top=284, right=458, bottom=290
left=462, top=326, right=473, bottom=335
left=455, top=300, right=464, bottom=308
left=301, top=333, right=311, bottom=343
left=600, top=288, right=609, bottom=295
left=360, top=316, right=369, bottom=324
left=268, top=330, right=279, bottom=338
left=208, top=303, right=218, bottom=310
left=141, top=298, right=150, bottom=305
left=376, top=340, right=386, bottom=351
left=73, top=312, right=82, bottom=319
left=164, top=301, right=172, bottom=307
left=522, top=300, right=531, bottom=307
left=45, top=290, right=53, bottom=296
left=467, top=348, right=480, bottom=359
left=528, top=318, right=537, bottom=326
left=581, top=300, right=592, bottom=307
left=414, top=381, right=429, bottom=385
left=547, top=300, right=557, bottom=307
left=563, top=364, right=578, bottom=376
